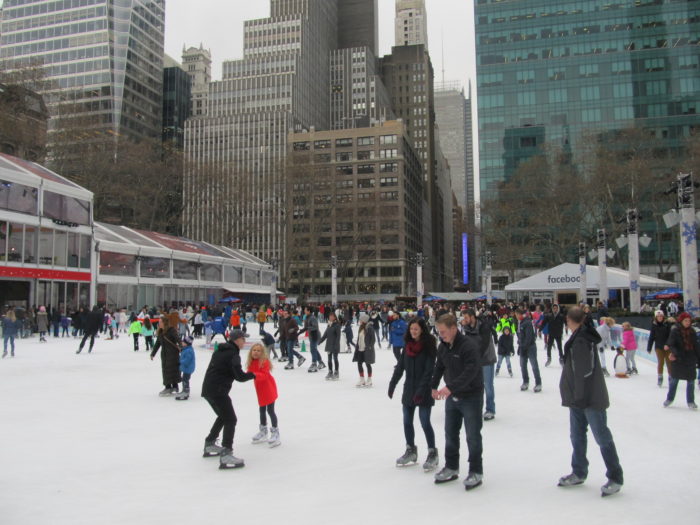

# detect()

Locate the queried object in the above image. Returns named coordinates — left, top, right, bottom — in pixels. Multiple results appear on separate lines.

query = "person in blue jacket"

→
left=176, top=335, right=196, bottom=400
left=389, top=311, right=408, bottom=361
left=2, top=308, right=19, bottom=358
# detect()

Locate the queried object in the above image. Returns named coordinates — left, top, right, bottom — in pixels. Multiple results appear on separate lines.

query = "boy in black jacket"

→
left=201, top=329, right=255, bottom=469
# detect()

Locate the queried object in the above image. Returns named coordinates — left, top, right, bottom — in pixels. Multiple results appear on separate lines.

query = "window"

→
left=357, top=192, right=374, bottom=200
left=336, top=152, right=353, bottom=162
left=315, top=153, right=331, bottom=162
left=646, top=80, right=667, bottom=96
left=380, top=163, right=398, bottom=173
left=548, top=88, right=567, bottom=103
left=201, top=264, right=222, bottom=282
left=357, top=136, right=375, bottom=146
left=336, top=180, right=353, bottom=189
left=314, top=194, right=332, bottom=204
left=357, top=164, right=375, bottom=174
left=225, top=266, right=243, bottom=283
left=381, top=249, right=400, bottom=259
left=380, top=191, right=399, bottom=201
left=547, top=68, right=565, bottom=81
left=380, top=220, right=399, bottom=230
left=612, top=61, right=632, bottom=74
left=516, top=70, right=535, bottom=84
left=0, top=180, right=37, bottom=215
left=140, top=257, right=169, bottom=279
left=173, top=260, right=198, bottom=280
left=314, top=139, right=331, bottom=149
left=43, top=191, right=90, bottom=225
left=357, top=178, right=375, bottom=188
left=336, top=222, right=353, bottom=232
left=580, top=86, right=600, bottom=101
left=293, top=141, right=310, bottom=151
left=679, top=78, right=699, bottom=94
left=357, top=150, right=375, bottom=160
left=336, top=193, right=353, bottom=203
left=380, top=235, right=400, bottom=245
left=380, top=135, right=397, bottom=145
left=99, top=252, right=136, bottom=276
left=613, top=83, right=632, bottom=98
left=581, top=108, right=601, bottom=123
left=379, top=149, right=398, bottom=159
left=336, top=165, right=353, bottom=175
left=335, top=138, right=353, bottom=147
left=380, top=177, right=398, bottom=187
left=579, top=64, right=599, bottom=77
left=517, top=92, right=536, bottom=105
left=614, top=106, right=634, bottom=120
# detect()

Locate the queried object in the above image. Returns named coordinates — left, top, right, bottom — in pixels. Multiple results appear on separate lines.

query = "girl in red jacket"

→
left=621, top=322, right=638, bottom=375
left=246, top=343, right=280, bottom=447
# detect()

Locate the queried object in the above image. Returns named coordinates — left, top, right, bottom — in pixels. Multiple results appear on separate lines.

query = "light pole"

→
left=578, top=242, right=587, bottom=305
left=331, top=255, right=338, bottom=307
left=414, top=252, right=427, bottom=309
left=269, top=258, right=278, bottom=308
left=626, top=209, right=641, bottom=313
left=484, top=251, right=493, bottom=305
left=677, top=173, right=699, bottom=316
left=589, top=229, right=616, bottom=307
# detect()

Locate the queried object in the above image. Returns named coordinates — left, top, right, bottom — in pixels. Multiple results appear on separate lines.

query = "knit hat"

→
left=677, top=312, right=691, bottom=323
left=388, top=310, right=395, bottom=318
left=182, top=335, right=193, bottom=346
left=228, top=329, right=248, bottom=341
left=654, top=310, right=665, bottom=318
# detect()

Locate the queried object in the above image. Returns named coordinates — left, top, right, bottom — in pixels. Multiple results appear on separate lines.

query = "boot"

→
left=203, top=439, right=225, bottom=457
left=175, top=390, right=189, bottom=400
left=219, top=448, right=245, bottom=469
left=396, top=445, right=418, bottom=467
left=356, top=377, right=366, bottom=387
left=365, top=377, right=373, bottom=387
left=307, top=363, right=318, bottom=373
left=268, top=427, right=281, bottom=448
left=251, top=425, right=268, bottom=444
left=423, top=448, right=439, bottom=472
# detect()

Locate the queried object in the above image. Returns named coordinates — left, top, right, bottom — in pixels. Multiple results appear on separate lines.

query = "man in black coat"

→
left=558, top=307, right=623, bottom=497
left=543, top=304, right=565, bottom=366
left=516, top=308, right=542, bottom=392
left=201, top=329, right=255, bottom=469
left=76, top=306, right=102, bottom=354
left=431, top=314, right=484, bottom=490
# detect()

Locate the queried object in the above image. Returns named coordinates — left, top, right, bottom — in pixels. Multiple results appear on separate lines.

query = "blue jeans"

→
left=569, top=407, right=623, bottom=484
left=482, top=365, right=495, bottom=414
left=520, top=350, right=542, bottom=386
left=286, top=340, right=302, bottom=362
left=402, top=404, right=435, bottom=449
left=181, top=372, right=191, bottom=393
left=667, top=377, right=695, bottom=404
left=309, top=338, right=323, bottom=365
left=3, top=335, right=15, bottom=354
left=496, top=355, right=512, bottom=371
left=444, top=394, right=483, bottom=474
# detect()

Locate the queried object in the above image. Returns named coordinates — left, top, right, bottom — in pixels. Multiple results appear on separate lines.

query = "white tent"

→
left=505, top=263, right=675, bottom=292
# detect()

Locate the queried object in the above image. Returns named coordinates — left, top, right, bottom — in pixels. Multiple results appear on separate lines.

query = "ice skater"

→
left=353, top=313, right=376, bottom=387
left=495, top=326, right=514, bottom=377
left=201, top=329, right=255, bottom=469
left=247, top=343, right=281, bottom=447
left=319, top=312, right=342, bottom=380
left=141, top=317, right=155, bottom=351
left=176, top=335, right=195, bottom=401
left=664, top=312, right=700, bottom=410
left=621, top=322, right=638, bottom=375
left=2, top=308, right=19, bottom=358
left=128, top=314, right=141, bottom=351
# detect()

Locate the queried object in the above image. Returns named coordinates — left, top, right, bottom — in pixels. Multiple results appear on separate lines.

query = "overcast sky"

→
left=164, top=0, right=476, bottom=93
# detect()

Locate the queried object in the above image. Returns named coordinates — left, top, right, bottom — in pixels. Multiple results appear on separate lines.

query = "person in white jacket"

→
left=595, top=317, right=615, bottom=377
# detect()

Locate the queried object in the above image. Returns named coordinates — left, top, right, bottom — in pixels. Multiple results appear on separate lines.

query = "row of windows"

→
left=295, top=235, right=402, bottom=248
left=1, top=19, right=108, bottom=45
left=1, top=222, right=90, bottom=269
left=476, top=1, right=688, bottom=22
left=292, top=135, right=397, bottom=151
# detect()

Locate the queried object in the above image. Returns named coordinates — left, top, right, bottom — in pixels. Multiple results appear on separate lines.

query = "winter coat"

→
left=596, top=323, right=612, bottom=349
left=621, top=330, right=637, bottom=351
left=248, top=359, right=278, bottom=407
left=431, top=331, right=484, bottom=399
left=647, top=320, right=672, bottom=352
left=36, top=312, right=49, bottom=332
left=128, top=321, right=142, bottom=335
left=517, top=317, right=537, bottom=357
left=319, top=321, right=341, bottom=354
left=2, top=316, right=19, bottom=337
left=84, top=310, right=102, bottom=335
left=475, top=318, right=497, bottom=365
left=275, top=316, right=288, bottom=342
left=389, top=341, right=437, bottom=407
left=666, top=326, right=700, bottom=381
left=496, top=316, right=516, bottom=334
left=389, top=318, right=407, bottom=347
left=543, top=311, right=565, bottom=338
left=560, top=325, right=609, bottom=410
left=151, top=327, right=181, bottom=387
left=141, top=324, right=155, bottom=337
left=353, top=324, right=376, bottom=364
left=497, top=333, right=514, bottom=356
left=304, top=315, right=320, bottom=342
left=179, top=345, right=196, bottom=374
left=286, top=318, right=300, bottom=342
left=201, top=342, right=254, bottom=397
left=256, top=311, right=267, bottom=323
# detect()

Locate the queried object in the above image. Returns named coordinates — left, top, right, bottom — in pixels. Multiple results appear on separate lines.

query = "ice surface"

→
left=1, top=325, right=698, bottom=524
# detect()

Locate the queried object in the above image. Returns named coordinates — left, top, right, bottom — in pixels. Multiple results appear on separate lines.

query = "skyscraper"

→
left=395, top=0, right=429, bottom=49
left=162, top=55, right=191, bottom=149
left=0, top=0, right=165, bottom=143
left=338, top=0, right=378, bottom=56
left=182, top=44, right=211, bottom=118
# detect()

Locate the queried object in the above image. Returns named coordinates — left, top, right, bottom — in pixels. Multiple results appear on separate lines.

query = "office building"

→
left=338, top=0, right=378, bottom=55
left=182, top=44, right=211, bottom=118
left=162, top=55, right=191, bottom=148
left=285, top=120, right=423, bottom=299
left=0, top=0, right=165, bottom=143
left=395, top=0, right=429, bottom=48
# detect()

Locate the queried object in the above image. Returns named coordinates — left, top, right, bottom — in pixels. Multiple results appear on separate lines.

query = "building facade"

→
left=0, top=0, right=165, bottom=143
left=395, top=0, right=429, bottom=48
left=162, top=55, right=191, bottom=149
left=285, top=120, right=423, bottom=300
left=182, top=44, right=211, bottom=118
left=338, top=0, right=378, bottom=55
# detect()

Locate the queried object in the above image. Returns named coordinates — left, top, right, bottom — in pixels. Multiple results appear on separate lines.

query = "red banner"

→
left=0, top=266, right=91, bottom=282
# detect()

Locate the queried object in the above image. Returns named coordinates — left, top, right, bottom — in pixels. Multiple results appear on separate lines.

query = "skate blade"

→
left=464, top=481, right=483, bottom=491
left=396, top=461, right=418, bottom=468
left=268, top=441, right=281, bottom=448
left=434, top=476, right=458, bottom=484
left=203, top=452, right=220, bottom=458
left=219, top=462, right=245, bottom=469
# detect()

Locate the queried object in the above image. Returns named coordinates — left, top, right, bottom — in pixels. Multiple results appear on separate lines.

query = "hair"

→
left=515, top=308, right=526, bottom=317
left=6, top=309, right=16, bottom=322
left=464, top=308, right=476, bottom=318
left=566, top=306, right=585, bottom=324
left=404, top=317, right=438, bottom=356
left=436, top=313, right=458, bottom=328
left=622, top=321, right=632, bottom=331
left=143, top=317, right=152, bottom=330
left=605, top=317, right=616, bottom=327
left=246, top=342, right=272, bottom=370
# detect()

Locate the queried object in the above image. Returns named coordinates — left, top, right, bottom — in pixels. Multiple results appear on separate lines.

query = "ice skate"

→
left=251, top=425, right=268, bottom=444
left=284, top=362, right=294, bottom=370
left=423, top=448, right=439, bottom=472
left=663, top=399, right=672, bottom=407
left=534, top=384, right=542, bottom=393
left=508, top=369, right=513, bottom=377
left=632, top=367, right=638, bottom=375
left=395, top=445, right=418, bottom=467
left=325, top=371, right=333, bottom=380
left=2, top=351, right=6, bottom=358
left=689, top=402, right=698, bottom=410
left=601, top=480, right=622, bottom=497
left=307, top=363, right=318, bottom=373
left=434, top=467, right=458, bottom=484
left=317, top=362, right=326, bottom=370
left=219, top=448, right=245, bottom=469
left=463, top=472, right=483, bottom=491
left=175, top=391, right=189, bottom=400
left=365, top=377, right=373, bottom=387
left=203, top=439, right=225, bottom=457
left=356, top=377, right=366, bottom=387
left=483, top=411, right=495, bottom=421
left=297, top=356, right=306, bottom=367
left=268, top=427, right=281, bottom=448
left=520, top=383, right=529, bottom=391
left=658, top=375, right=663, bottom=387
left=558, top=473, right=585, bottom=487
left=602, top=369, right=610, bottom=377
left=545, top=358, right=551, bottom=367
left=495, top=368, right=500, bottom=377
left=158, top=387, right=174, bottom=397
left=332, top=371, right=339, bottom=381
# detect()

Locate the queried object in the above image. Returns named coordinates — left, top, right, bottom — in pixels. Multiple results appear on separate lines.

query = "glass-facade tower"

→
left=475, top=0, right=700, bottom=199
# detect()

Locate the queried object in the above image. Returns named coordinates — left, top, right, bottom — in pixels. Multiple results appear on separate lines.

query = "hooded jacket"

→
left=201, top=342, right=255, bottom=397
left=319, top=320, right=341, bottom=354
left=647, top=320, right=672, bottom=352
left=559, top=325, right=609, bottom=410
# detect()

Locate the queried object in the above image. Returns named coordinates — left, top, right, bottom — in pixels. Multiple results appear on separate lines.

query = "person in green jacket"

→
left=128, top=314, right=142, bottom=352
left=496, top=313, right=516, bottom=335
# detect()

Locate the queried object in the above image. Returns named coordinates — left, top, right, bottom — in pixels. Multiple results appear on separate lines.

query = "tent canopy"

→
left=426, top=291, right=506, bottom=302
left=505, top=263, right=675, bottom=292
left=643, top=287, right=683, bottom=300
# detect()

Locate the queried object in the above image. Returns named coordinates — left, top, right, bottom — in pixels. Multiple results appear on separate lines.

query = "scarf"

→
left=406, top=340, right=424, bottom=357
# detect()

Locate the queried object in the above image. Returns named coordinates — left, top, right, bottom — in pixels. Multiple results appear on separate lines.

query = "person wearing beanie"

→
left=664, top=312, right=700, bottom=409
left=647, top=310, right=672, bottom=387
left=354, top=313, right=376, bottom=387
left=388, top=311, right=408, bottom=361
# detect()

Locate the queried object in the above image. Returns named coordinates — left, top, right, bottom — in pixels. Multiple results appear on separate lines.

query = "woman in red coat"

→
left=246, top=343, right=281, bottom=447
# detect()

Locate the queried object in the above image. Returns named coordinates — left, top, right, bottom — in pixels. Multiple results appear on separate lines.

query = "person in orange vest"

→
left=230, top=310, right=241, bottom=331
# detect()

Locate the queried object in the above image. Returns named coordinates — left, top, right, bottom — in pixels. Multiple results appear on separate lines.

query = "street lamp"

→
left=588, top=229, right=611, bottom=306
left=269, top=258, right=278, bottom=308
left=330, top=255, right=338, bottom=307
left=484, top=251, right=493, bottom=305
left=578, top=242, right=587, bottom=305
left=413, top=252, right=428, bottom=308
left=615, top=209, right=642, bottom=312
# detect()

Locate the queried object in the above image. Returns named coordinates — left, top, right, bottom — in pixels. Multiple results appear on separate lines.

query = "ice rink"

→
left=1, top=323, right=698, bottom=524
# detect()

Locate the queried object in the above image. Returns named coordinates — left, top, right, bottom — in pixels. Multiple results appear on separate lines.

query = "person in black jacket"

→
left=647, top=310, right=673, bottom=387
left=319, top=312, right=342, bottom=380
left=389, top=318, right=438, bottom=471
left=430, top=314, right=484, bottom=490
left=516, top=308, right=542, bottom=392
left=664, top=312, right=700, bottom=409
left=76, top=305, right=102, bottom=354
left=201, top=329, right=256, bottom=469
left=558, top=307, right=623, bottom=497
left=542, top=304, right=565, bottom=366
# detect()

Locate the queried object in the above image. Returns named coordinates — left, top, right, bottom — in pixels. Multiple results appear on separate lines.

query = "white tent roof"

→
left=505, top=263, right=676, bottom=292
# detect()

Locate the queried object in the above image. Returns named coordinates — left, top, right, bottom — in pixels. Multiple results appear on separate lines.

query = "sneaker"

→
left=483, top=411, right=495, bottom=421
left=534, top=384, right=542, bottom=393
left=601, top=479, right=622, bottom=497
left=463, top=472, right=483, bottom=491
left=158, top=387, right=174, bottom=397
left=268, top=427, right=281, bottom=448
left=658, top=375, right=663, bottom=387
left=434, top=467, right=459, bottom=484
left=545, top=359, right=551, bottom=367
left=520, top=383, right=529, bottom=391
left=284, top=362, right=294, bottom=370
left=365, top=377, right=373, bottom=387
left=203, top=439, right=225, bottom=457
left=396, top=445, right=418, bottom=467
left=219, top=448, right=245, bottom=469
left=423, top=448, right=439, bottom=472
left=663, top=399, right=672, bottom=407
left=688, top=402, right=698, bottom=410
left=558, top=473, right=585, bottom=487
left=297, top=356, right=306, bottom=367
left=356, top=377, right=366, bottom=387
left=307, top=363, right=318, bottom=373
left=251, top=425, right=268, bottom=444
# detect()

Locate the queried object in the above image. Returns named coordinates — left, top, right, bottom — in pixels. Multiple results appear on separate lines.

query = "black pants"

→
left=327, top=352, right=339, bottom=372
left=78, top=331, right=96, bottom=352
left=204, top=395, right=237, bottom=449
left=145, top=335, right=154, bottom=350
left=133, top=333, right=139, bottom=350
left=547, top=335, right=563, bottom=360
left=259, top=402, right=278, bottom=427
left=393, top=345, right=404, bottom=362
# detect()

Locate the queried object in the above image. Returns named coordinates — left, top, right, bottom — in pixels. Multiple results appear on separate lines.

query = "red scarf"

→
left=406, top=340, right=424, bottom=357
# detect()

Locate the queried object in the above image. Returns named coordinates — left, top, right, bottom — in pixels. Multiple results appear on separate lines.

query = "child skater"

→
left=128, top=314, right=141, bottom=351
left=495, top=326, right=514, bottom=377
left=141, top=317, right=155, bottom=352
left=621, top=322, right=638, bottom=375
left=176, top=335, right=196, bottom=400
left=247, top=343, right=281, bottom=448
left=261, top=330, right=279, bottom=360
